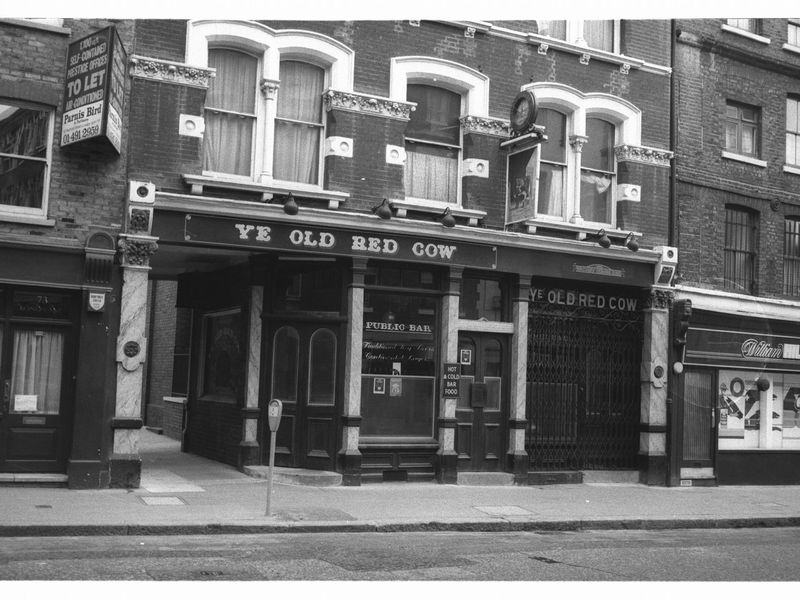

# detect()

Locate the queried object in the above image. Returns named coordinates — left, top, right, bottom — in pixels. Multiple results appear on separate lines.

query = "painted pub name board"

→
left=529, top=286, right=639, bottom=312
left=183, top=214, right=497, bottom=269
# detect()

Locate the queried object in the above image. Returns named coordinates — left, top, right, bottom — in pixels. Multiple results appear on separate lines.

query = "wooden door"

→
left=267, top=321, right=340, bottom=470
left=455, top=333, right=508, bottom=471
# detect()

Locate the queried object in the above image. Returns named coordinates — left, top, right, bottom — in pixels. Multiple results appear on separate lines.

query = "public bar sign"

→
left=61, top=26, right=126, bottom=152
left=183, top=214, right=498, bottom=269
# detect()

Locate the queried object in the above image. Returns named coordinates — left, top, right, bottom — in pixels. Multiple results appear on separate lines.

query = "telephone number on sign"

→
left=62, top=125, right=100, bottom=144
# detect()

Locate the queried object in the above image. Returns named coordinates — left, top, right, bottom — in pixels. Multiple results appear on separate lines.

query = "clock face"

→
left=510, top=92, right=536, bottom=131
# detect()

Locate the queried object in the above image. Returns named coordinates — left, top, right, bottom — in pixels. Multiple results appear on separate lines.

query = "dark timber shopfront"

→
left=149, top=193, right=672, bottom=485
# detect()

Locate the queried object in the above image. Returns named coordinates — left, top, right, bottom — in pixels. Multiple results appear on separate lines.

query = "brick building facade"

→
left=671, top=18, right=800, bottom=485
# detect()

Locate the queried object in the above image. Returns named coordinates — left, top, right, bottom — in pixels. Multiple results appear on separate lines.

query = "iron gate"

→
left=526, top=299, right=643, bottom=470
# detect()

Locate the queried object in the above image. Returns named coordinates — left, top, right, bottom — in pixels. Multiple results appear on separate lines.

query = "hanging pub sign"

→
left=61, top=26, right=127, bottom=153
left=505, top=145, right=539, bottom=226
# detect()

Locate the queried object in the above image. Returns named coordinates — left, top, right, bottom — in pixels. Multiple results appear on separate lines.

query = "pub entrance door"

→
left=455, top=333, right=508, bottom=471
left=0, top=289, right=76, bottom=473
left=679, top=368, right=717, bottom=472
left=266, top=319, right=341, bottom=471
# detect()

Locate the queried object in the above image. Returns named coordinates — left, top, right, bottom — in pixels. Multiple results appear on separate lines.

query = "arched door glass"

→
left=271, top=326, right=299, bottom=403
left=308, top=328, right=336, bottom=405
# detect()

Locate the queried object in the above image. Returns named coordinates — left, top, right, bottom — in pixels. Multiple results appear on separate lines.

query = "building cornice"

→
left=615, top=144, right=674, bottom=167
left=323, top=89, right=415, bottom=120
left=129, top=55, right=215, bottom=89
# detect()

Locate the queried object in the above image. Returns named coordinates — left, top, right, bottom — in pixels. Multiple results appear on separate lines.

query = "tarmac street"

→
left=0, top=429, right=799, bottom=537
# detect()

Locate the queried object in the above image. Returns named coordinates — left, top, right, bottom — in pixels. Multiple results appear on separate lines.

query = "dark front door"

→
left=455, top=333, right=508, bottom=471
left=680, top=368, right=717, bottom=471
left=0, top=290, right=76, bottom=473
left=267, top=321, right=340, bottom=470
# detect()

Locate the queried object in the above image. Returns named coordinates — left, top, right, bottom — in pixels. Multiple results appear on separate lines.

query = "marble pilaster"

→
left=436, top=267, right=461, bottom=484
left=639, top=288, right=672, bottom=485
left=508, top=275, right=532, bottom=482
left=338, top=258, right=367, bottom=485
left=239, top=285, right=264, bottom=467
left=110, top=234, right=157, bottom=488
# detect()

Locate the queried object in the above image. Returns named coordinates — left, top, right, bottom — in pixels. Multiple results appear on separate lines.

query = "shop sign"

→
left=61, top=26, right=126, bottom=152
left=529, top=285, right=639, bottom=312
left=442, top=363, right=460, bottom=399
left=183, top=214, right=497, bottom=268
left=687, top=328, right=800, bottom=370
left=365, top=321, right=432, bottom=334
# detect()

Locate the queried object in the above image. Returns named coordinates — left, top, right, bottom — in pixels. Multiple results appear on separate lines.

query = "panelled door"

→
left=0, top=289, right=76, bottom=473
left=455, top=333, right=508, bottom=471
left=680, top=368, right=717, bottom=471
left=267, top=320, right=340, bottom=471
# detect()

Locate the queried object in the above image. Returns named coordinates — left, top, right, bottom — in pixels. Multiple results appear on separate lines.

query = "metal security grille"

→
left=527, top=301, right=643, bottom=470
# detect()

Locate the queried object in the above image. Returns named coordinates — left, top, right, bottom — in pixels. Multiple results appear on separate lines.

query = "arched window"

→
left=186, top=21, right=354, bottom=189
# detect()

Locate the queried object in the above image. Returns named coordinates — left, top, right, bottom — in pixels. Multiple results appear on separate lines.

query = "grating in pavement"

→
left=474, top=505, right=533, bottom=517
left=140, top=496, right=186, bottom=506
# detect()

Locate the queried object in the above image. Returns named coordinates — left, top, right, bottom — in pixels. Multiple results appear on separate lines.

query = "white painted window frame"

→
left=186, top=20, right=354, bottom=191
left=522, top=82, right=641, bottom=229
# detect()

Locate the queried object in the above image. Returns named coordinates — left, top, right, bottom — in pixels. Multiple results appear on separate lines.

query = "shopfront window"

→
left=718, top=370, right=800, bottom=449
left=360, top=291, right=436, bottom=439
left=199, top=310, right=244, bottom=403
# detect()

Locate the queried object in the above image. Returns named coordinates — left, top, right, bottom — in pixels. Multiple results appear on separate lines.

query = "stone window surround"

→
left=519, top=82, right=642, bottom=231
left=184, top=20, right=355, bottom=192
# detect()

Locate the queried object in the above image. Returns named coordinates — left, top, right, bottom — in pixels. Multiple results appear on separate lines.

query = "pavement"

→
left=1, top=429, right=800, bottom=537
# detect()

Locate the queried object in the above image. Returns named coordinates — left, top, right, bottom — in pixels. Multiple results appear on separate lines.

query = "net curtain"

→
left=273, top=60, right=324, bottom=185
left=10, top=330, right=63, bottom=413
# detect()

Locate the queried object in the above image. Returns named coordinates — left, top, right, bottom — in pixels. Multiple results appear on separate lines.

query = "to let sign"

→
left=442, top=363, right=460, bottom=400
left=61, top=26, right=126, bottom=152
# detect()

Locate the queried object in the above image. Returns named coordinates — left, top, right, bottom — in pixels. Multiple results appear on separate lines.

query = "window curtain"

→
left=538, top=163, right=565, bottom=217
left=405, top=144, right=458, bottom=203
left=273, top=61, right=324, bottom=185
left=537, top=108, right=567, bottom=218
left=11, top=330, right=63, bottom=413
left=203, top=49, right=257, bottom=176
left=580, top=117, right=615, bottom=223
left=537, top=20, right=566, bottom=39
left=584, top=20, right=614, bottom=51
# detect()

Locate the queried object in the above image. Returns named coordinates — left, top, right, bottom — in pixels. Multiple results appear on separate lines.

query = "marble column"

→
left=239, top=284, right=264, bottom=468
left=436, top=267, right=461, bottom=484
left=568, top=134, right=588, bottom=225
left=110, top=233, right=158, bottom=488
left=639, top=288, right=672, bottom=485
left=508, top=274, right=532, bottom=483
left=338, top=258, right=367, bottom=485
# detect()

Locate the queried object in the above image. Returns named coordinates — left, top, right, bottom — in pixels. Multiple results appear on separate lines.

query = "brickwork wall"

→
left=144, top=280, right=178, bottom=428
left=0, top=19, right=133, bottom=243
left=162, top=400, right=185, bottom=441
left=674, top=18, right=800, bottom=299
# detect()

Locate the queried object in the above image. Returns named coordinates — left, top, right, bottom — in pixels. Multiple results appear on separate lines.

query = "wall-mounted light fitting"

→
left=624, top=232, right=639, bottom=252
left=595, top=229, right=612, bottom=249
left=372, top=198, right=393, bottom=220
left=440, top=207, right=456, bottom=228
left=271, top=192, right=298, bottom=215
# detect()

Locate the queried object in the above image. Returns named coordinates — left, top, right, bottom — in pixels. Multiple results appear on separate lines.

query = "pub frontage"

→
left=147, top=191, right=673, bottom=485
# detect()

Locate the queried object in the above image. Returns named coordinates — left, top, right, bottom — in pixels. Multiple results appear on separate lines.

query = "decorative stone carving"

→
left=580, top=52, right=591, bottom=65
left=465, top=26, right=476, bottom=38
left=460, top=115, right=511, bottom=138
left=644, top=288, right=674, bottom=311
left=323, top=90, right=415, bottom=120
left=118, top=235, right=158, bottom=268
left=128, top=208, right=151, bottom=234
left=620, top=62, right=631, bottom=75
left=615, top=144, right=674, bottom=167
left=260, top=78, right=280, bottom=99
left=569, top=134, right=588, bottom=152
left=129, top=55, right=214, bottom=88
left=538, top=43, right=549, bottom=55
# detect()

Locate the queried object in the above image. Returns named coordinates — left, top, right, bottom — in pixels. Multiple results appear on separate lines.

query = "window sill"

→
left=720, top=24, right=771, bottom=44
left=0, top=18, right=70, bottom=35
left=784, top=164, right=800, bottom=176
left=721, top=151, right=767, bottom=168
left=524, top=32, right=645, bottom=72
left=0, top=212, right=55, bottom=227
left=390, top=197, right=486, bottom=226
left=184, top=174, right=349, bottom=209
left=524, top=218, right=638, bottom=241
left=783, top=43, right=800, bottom=55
